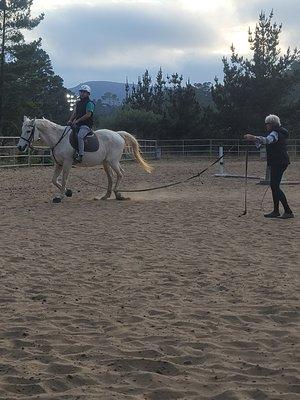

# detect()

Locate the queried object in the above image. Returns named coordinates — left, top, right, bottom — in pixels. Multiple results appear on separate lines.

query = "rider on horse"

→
left=67, top=84, right=95, bottom=163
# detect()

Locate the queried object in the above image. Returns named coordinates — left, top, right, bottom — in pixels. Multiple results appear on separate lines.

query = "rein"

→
left=50, top=126, right=71, bottom=166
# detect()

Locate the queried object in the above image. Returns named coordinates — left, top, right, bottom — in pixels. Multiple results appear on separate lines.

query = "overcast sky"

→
left=27, top=0, right=299, bottom=88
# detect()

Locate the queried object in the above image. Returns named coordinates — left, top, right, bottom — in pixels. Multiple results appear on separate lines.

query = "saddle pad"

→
left=69, top=130, right=99, bottom=152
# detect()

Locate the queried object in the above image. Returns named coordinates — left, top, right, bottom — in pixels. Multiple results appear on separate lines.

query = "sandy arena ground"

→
left=0, top=158, right=299, bottom=400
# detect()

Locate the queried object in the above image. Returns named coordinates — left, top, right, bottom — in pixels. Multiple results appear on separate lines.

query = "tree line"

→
left=0, top=0, right=69, bottom=136
left=1, top=3, right=299, bottom=139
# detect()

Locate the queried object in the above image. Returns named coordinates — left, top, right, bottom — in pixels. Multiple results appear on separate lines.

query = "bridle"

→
left=20, top=124, right=36, bottom=150
left=20, top=122, right=71, bottom=166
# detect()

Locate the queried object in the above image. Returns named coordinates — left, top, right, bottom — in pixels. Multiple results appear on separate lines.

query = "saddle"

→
left=69, top=126, right=99, bottom=152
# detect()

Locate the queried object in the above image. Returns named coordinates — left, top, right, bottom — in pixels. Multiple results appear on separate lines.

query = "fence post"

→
left=28, top=148, right=31, bottom=166
left=209, top=139, right=212, bottom=158
left=155, top=140, right=161, bottom=160
left=219, top=146, right=224, bottom=175
left=13, top=143, right=16, bottom=166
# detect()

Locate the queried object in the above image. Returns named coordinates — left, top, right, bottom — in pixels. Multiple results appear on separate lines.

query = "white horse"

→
left=17, top=117, right=153, bottom=202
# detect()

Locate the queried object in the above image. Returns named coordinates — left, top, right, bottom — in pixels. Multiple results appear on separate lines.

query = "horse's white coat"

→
left=17, top=117, right=153, bottom=201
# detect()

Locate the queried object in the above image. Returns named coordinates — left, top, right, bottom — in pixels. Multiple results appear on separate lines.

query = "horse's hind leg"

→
left=94, top=161, right=113, bottom=200
left=110, top=161, right=128, bottom=200
left=52, top=163, right=63, bottom=191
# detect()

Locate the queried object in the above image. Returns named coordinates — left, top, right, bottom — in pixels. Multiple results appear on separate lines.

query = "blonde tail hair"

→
left=117, top=131, right=153, bottom=173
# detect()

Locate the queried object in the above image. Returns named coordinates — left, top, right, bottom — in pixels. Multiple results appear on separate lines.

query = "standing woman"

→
left=244, top=114, right=294, bottom=219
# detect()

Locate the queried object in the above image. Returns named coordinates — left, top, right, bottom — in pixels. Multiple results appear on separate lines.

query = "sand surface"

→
left=0, top=158, right=299, bottom=400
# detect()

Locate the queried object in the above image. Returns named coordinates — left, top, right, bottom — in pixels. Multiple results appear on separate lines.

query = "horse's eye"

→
left=27, top=130, right=31, bottom=133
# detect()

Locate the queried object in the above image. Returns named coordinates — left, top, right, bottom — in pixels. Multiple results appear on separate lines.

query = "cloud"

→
left=27, top=1, right=226, bottom=85
left=26, top=0, right=299, bottom=87
left=234, top=0, right=300, bottom=48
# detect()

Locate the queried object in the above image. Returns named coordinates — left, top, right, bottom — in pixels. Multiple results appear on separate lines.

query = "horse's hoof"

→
left=115, top=195, right=130, bottom=201
left=52, top=197, right=62, bottom=203
left=65, top=189, right=72, bottom=197
left=93, top=195, right=109, bottom=200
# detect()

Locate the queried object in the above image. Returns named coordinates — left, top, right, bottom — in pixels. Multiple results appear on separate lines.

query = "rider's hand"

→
left=68, top=120, right=77, bottom=128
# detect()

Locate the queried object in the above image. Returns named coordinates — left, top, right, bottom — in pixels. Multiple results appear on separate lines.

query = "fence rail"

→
left=0, top=137, right=157, bottom=167
left=157, top=138, right=300, bottom=160
left=1, top=137, right=299, bottom=167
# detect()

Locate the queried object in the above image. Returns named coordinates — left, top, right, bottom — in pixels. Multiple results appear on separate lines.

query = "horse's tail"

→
left=117, top=131, right=153, bottom=173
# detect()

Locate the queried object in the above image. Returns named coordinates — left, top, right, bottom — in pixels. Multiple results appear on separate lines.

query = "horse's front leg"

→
left=52, top=164, right=72, bottom=203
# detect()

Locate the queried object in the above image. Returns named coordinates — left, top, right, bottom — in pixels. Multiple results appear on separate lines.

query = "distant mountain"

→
left=69, top=80, right=132, bottom=103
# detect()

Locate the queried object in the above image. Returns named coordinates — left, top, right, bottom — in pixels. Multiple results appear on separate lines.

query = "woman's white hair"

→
left=265, top=114, right=281, bottom=127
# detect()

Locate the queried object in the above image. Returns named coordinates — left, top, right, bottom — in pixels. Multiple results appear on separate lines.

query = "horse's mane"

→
left=36, top=118, right=64, bottom=130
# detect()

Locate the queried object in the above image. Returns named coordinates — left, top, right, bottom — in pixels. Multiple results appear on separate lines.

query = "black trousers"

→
left=270, top=164, right=292, bottom=213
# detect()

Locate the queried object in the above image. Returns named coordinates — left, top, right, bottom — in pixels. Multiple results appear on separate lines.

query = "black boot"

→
left=73, top=154, right=83, bottom=164
left=264, top=211, right=280, bottom=218
left=279, top=212, right=294, bottom=219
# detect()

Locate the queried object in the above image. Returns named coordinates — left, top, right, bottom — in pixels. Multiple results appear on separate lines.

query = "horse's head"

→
left=17, top=116, right=39, bottom=152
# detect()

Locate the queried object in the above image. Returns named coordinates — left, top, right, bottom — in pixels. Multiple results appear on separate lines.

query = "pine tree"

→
left=152, top=67, right=166, bottom=114
left=124, top=70, right=203, bottom=139
left=101, top=92, right=119, bottom=107
left=212, top=11, right=300, bottom=137
left=4, top=39, right=69, bottom=132
left=194, top=82, right=213, bottom=107
left=125, top=70, right=153, bottom=111
left=164, top=74, right=202, bottom=139
left=0, top=0, right=44, bottom=133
